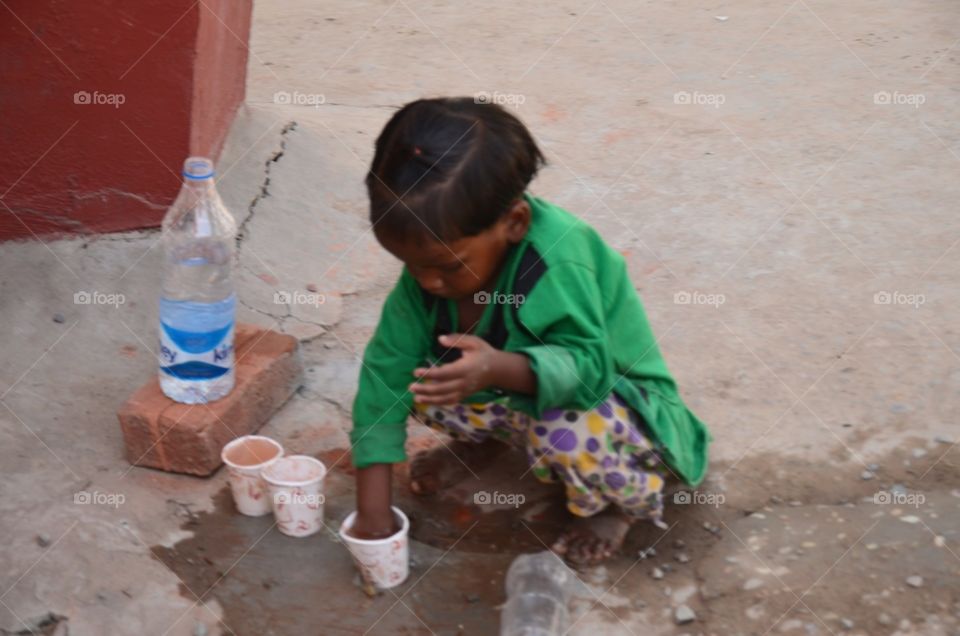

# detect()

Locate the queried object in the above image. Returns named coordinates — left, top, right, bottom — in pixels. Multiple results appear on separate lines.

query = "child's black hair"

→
left=365, top=97, right=546, bottom=243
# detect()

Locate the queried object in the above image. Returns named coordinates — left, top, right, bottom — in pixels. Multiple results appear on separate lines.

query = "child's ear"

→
left=504, top=199, right=531, bottom=242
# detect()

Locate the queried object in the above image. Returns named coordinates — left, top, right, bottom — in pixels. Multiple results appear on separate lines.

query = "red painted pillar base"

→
left=0, top=0, right=252, bottom=240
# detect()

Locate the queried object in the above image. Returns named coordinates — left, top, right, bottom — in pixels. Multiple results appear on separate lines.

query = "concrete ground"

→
left=1, top=0, right=959, bottom=634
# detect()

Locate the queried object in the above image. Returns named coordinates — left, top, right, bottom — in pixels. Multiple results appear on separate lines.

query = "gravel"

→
left=674, top=605, right=696, bottom=625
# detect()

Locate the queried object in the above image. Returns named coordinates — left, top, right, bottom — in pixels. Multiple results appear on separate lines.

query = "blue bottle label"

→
left=158, top=296, right=235, bottom=380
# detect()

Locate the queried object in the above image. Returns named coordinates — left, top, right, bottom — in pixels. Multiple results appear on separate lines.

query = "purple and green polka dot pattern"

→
left=414, top=393, right=670, bottom=526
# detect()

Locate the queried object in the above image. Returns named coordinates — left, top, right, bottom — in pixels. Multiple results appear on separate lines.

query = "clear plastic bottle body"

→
left=500, top=552, right=574, bottom=636
left=158, top=157, right=238, bottom=404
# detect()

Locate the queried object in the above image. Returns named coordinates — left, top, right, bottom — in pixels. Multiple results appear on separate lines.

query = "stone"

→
left=840, top=618, right=854, bottom=630
left=36, top=533, right=51, bottom=547
left=906, top=575, right=923, bottom=588
left=117, top=324, right=303, bottom=476
left=651, top=567, right=664, bottom=580
left=52, top=312, right=65, bottom=324
left=912, top=448, right=928, bottom=458
left=743, top=577, right=764, bottom=591
left=674, top=605, right=696, bottom=624
left=861, top=470, right=874, bottom=480
left=675, top=553, right=690, bottom=564
left=193, top=622, right=208, bottom=636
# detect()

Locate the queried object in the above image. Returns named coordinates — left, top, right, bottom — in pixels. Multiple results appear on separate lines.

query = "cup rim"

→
left=261, top=455, right=327, bottom=488
left=339, top=506, right=409, bottom=546
left=221, top=435, right=283, bottom=470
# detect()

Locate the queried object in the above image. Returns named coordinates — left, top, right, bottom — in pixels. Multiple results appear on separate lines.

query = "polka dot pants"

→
left=413, top=393, right=669, bottom=526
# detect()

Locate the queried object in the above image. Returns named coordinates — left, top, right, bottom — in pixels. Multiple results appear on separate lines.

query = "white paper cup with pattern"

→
left=339, top=507, right=410, bottom=589
left=221, top=435, right=283, bottom=516
left=261, top=455, right=327, bottom=537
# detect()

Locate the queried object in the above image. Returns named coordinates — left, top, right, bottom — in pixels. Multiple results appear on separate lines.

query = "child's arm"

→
left=409, top=333, right=537, bottom=404
left=350, top=270, right=431, bottom=538
left=350, top=464, right=396, bottom=538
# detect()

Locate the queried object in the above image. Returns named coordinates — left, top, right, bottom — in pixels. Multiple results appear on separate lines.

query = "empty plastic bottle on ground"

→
left=500, top=551, right=575, bottom=636
left=158, top=157, right=237, bottom=404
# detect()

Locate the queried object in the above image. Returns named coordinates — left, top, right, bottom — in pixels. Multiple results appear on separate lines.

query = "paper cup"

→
left=261, top=455, right=327, bottom=537
left=221, top=435, right=283, bottom=516
left=339, top=507, right=410, bottom=589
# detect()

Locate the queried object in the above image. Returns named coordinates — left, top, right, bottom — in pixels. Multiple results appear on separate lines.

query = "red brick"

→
left=117, top=324, right=303, bottom=476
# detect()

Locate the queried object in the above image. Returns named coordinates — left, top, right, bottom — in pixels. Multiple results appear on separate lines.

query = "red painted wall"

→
left=0, top=0, right=252, bottom=240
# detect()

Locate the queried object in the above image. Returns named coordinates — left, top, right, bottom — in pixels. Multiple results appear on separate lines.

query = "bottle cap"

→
left=183, top=157, right=215, bottom=180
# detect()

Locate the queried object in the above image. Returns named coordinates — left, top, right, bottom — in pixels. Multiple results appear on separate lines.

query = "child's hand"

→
left=410, top=334, right=495, bottom=405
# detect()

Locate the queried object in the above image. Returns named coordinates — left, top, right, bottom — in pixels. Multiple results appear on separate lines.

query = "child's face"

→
left=376, top=200, right=530, bottom=301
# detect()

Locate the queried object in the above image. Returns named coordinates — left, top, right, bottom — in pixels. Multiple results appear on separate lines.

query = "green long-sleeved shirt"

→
left=350, top=193, right=711, bottom=486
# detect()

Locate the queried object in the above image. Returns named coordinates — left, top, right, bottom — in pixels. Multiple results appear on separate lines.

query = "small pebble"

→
left=674, top=604, right=696, bottom=625
left=891, top=484, right=907, bottom=496
left=52, top=313, right=65, bottom=324
left=661, top=563, right=673, bottom=573
left=193, top=623, right=208, bottom=636
left=743, top=578, right=764, bottom=591
left=673, top=539, right=686, bottom=549
left=878, top=613, right=892, bottom=625
left=934, top=435, right=951, bottom=445
left=464, top=593, right=480, bottom=603
left=912, top=448, right=928, bottom=459
left=651, top=567, right=665, bottom=580
left=306, top=283, right=319, bottom=292
left=36, top=534, right=51, bottom=548
left=675, top=553, right=690, bottom=564
left=906, top=575, right=923, bottom=588
left=861, top=470, right=874, bottom=480
left=788, top=500, right=802, bottom=507
left=770, top=495, right=783, bottom=504
left=867, top=463, right=879, bottom=472
left=840, top=618, right=854, bottom=630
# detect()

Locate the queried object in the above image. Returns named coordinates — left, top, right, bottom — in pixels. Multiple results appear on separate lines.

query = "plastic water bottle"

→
left=501, top=551, right=575, bottom=636
left=158, top=157, right=237, bottom=404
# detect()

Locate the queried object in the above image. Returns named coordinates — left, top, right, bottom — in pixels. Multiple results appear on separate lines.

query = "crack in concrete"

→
left=235, top=121, right=298, bottom=248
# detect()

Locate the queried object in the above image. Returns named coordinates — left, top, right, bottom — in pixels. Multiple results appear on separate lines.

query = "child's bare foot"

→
left=409, top=439, right=508, bottom=495
left=551, top=508, right=635, bottom=565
